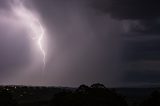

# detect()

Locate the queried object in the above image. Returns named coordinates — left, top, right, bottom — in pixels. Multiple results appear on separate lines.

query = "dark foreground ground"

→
left=0, top=83, right=160, bottom=106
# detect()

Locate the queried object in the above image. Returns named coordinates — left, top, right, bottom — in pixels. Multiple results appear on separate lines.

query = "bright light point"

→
left=11, top=0, right=46, bottom=69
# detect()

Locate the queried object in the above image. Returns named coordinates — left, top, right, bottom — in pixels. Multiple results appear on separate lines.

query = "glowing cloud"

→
left=11, top=0, right=46, bottom=68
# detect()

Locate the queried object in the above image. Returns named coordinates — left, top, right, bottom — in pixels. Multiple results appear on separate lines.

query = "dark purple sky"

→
left=0, top=0, right=160, bottom=87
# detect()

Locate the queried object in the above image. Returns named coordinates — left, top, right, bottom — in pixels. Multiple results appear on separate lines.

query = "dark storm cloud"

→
left=124, top=70, right=160, bottom=83
left=122, top=38, right=160, bottom=84
left=93, top=0, right=160, bottom=34
left=129, top=20, right=160, bottom=35
left=93, top=0, right=160, bottom=20
left=123, top=40, right=160, bottom=61
left=93, top=0, right=160, bottom=85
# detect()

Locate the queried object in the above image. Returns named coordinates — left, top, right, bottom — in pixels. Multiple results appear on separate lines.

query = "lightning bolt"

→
left=37, top=22, right=46, bottom=67
left=11, top=0, right=46, bottom=69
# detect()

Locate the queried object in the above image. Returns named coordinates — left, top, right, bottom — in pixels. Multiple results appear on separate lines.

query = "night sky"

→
left=0, top=0, right=160, bottom=87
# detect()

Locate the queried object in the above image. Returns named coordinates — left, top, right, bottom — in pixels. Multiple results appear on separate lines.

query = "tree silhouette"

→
left=50, top=83, right=128, bottom=106
left=90, top=83, right=106, bottom=89
left=76, top=84, right=90, bottom=93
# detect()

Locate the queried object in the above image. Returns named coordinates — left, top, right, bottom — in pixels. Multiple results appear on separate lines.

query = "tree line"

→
left=0, top=83, right=159, bottom=106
